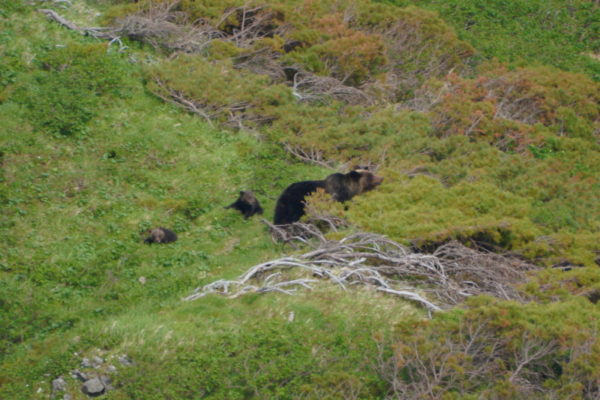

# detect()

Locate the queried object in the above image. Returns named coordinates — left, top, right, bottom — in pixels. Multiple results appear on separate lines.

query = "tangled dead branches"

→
left=376, top=319, right=565, bottom=399
left=184, top=225, right=536, bottom=312
left=114, top=3, right=224, bottom=53
left=290, top=70, right=376, bottom=105
left=218, top=5, right=287, bottom=48
left=282, top=144, right=345, bottom=170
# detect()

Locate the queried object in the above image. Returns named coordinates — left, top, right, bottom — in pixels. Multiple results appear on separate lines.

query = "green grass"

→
left=386, top=0, right=600, bottom=80
left=0, top=4, right=419, bottom=398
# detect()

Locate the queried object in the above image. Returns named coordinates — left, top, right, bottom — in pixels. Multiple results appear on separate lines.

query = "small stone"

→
left=52, top=377, right=67, bottom=393
left=92, top=356, right=104, bottom=367
left=81, top=358, right=93, bottom=368
left=107, top=365, right=117, bottom=373
left=100, top=375, right=114, bottom=391
left=71, top=370, right=88, bottom=381
left=63, top=394, right=73, bottom=400
left=138, top=276, right=146, bottom=284
left=118, top=355, right=133, bottom=366
left=81, top=378, right=105, bottom=396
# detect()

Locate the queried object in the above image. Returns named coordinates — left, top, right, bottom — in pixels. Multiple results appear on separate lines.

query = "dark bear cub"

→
left=273, top=169, right=383, bottom=225
left=144, top=227, right=178, bottom=244
left=225, top=190, right=264, bottom=219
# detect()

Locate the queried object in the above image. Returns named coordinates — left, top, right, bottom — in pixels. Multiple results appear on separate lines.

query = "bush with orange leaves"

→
left=417, top=64, right=600, bottom=152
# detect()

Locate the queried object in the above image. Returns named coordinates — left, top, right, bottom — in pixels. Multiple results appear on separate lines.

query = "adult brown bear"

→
left=273, top=169, right=383, bottom=225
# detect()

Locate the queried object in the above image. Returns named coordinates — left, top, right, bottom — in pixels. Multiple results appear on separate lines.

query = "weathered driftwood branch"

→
left=184, top=226, right=536, bottom=312
left=38, top=9, right=117, bottom=40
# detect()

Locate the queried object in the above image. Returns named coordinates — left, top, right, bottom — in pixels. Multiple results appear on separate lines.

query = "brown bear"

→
left=144, top=227, right=178, bottom=244
left=225, top=190, right=264, bottom=219
left=273, top=169, right=383, bottom=225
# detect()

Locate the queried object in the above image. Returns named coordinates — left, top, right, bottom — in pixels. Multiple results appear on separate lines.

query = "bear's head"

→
left=348, top=169, right=384, bottom=193
left=240, top=190, right=258, bottom=204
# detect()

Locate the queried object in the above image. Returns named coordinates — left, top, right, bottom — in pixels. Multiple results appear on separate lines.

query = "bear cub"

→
left=274, top=169, right=383, bottom=225
left=225, top=190, right=264, bottom=219
left=144, top=227, right=178, bottom=244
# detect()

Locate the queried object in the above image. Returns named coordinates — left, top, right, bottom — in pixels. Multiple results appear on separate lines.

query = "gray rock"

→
left=118, top=355, right=133, bottom=366
left=71, top=370, right=88, bottom=381
left=52, top=377, right=67, bottom=393
left=107, top=365, right=117, bottom=373
left=81, top=358, right=93, bottom=368
left=92, top=356, right=104, bottom=367
left=81, top=378, right=105, bottom=396
left=100, top=375, right=114, bottom=391
left=63, top=394, right=73, bottom=400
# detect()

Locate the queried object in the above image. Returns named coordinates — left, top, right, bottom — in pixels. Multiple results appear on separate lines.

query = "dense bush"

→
left=146, top=56, right=295, bottom=127
left=424, top=64, right=599, bottom=146
left=379, top=296, right=600, bottom=399
left=108, top=0, right=473, bottom=97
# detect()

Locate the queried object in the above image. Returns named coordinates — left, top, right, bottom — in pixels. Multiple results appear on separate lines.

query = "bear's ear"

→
left=348, top=170, right=362, bottom=180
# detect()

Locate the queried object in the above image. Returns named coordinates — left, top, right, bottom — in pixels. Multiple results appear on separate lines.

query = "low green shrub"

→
left=380, top=296, right=600, bottom=399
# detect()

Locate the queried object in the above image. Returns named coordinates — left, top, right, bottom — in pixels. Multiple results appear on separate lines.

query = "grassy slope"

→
left=0, top=3, right=418, bottom=399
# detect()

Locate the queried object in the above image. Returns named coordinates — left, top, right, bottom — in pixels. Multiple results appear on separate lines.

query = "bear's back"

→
left=273, top=180, right=326, bottom=225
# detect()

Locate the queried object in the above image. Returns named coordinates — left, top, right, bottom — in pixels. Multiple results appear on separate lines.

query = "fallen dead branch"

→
left=282, top=144, right=343, bottom=170
left=151, top=77, right=275, bottom=129
left=184, top=226, right=536, bottom=312
left=152, top=78, right=216, bottom=126
left=115, top=12, right=223, bottom=53
left=291, top=70, right=376, bottom=106
left=38, top=9, right=118, bottom=40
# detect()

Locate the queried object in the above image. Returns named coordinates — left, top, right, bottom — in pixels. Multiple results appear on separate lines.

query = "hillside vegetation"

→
left=1, top=0, right=599, bottom=399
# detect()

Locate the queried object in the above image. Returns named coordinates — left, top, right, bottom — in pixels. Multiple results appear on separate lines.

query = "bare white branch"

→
left=185, top=225, right=536, bottom=313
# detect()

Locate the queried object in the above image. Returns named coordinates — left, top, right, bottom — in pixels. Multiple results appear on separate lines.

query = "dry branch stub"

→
left=184, top=226, right=536, bottom=311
